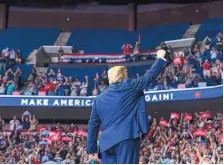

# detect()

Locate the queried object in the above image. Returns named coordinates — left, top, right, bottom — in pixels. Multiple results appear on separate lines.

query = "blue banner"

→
left=0, top=85, right=222, bottom=108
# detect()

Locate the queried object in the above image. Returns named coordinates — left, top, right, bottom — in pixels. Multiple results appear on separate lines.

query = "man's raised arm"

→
left=130, top=50, right=167, bottom=92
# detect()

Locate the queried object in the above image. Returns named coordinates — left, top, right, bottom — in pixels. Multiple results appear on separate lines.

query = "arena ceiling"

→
left=3, top=0, right=221, bottom=6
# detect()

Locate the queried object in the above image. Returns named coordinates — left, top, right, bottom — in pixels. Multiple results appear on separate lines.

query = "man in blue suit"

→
left=87, top=50, right=167, bottom=164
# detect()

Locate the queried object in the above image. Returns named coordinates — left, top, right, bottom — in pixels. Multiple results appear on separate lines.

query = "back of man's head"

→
left=108, top=66, right=127, bottom=84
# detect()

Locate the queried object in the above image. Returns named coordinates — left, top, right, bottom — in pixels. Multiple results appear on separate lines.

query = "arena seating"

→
left=67, top=22, right=190, bottom=53
left=0, top=27, right=61, bottom=59
left=195, top=17, right=223, bottom=41
left=0, top=30, right=3, bottom=38
left=136, top=22, right=190, bottom=50
left=0, top=18, right=222, bottom=96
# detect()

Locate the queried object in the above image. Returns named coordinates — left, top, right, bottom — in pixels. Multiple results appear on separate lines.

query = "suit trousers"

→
left=101, top=138, right=140, bottom=164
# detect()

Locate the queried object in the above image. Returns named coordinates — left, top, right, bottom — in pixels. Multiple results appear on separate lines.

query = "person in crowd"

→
left=121, top=43, right=132, bottom=62
left=101, top=70, right=109, bottom=86
left=21, top=116, right=30, bottom=130
left=211, top=70, right=221, bottom=86
left=203, top=36, right=212, bottom=49
left=0, top=116, right=5, bottom=130
left=133, top=39, right=140, bottom=61
left=216, top=33, right=223, bottom=52
left=2, top=47, right=9, bottom=59
left=29, top=115, right=38, bottom=131
left=41, top=151, right=49, bottom=163
left=210, top=46, right=218, bottom=63
left=34, top=72, right=44, bottom=88
left=57, top=80, right=65, bottom=96
left=0, top=52, right=7, bottom=75
left=56, top=68, right=64, bottom=82
left=15, top=55, right=22, bottom=64
left=47, top=69, right=56, bottom=81
left=16, top=49, right=23, bottom=58
left=6, top=80, right=15, bottom=95
left=9, top=49, right=16, bottom=65
left=192, top=72, right=202, bottom=87
left=98, top=80, right=108, bottom=94
left=203, top=59, right=211, bottom=77
left=70, top=83, right=78, bottom=96
left=66, top=123, right=77, bottom=132
left=94, top=73, right=99, bottom=87
left=80, top=76, right=88, bottom=96
left=185, top=72, right=194, bottom=88
left=5, top=68, right=14, bottom=81
left=92, top=86, right=98, bottom=96
left=13, top=67, right=22, bottom=90
left=154, top=76, right=165, bottom=90
left=24, top=82, right=35, bottom=95
left=164, top=74, right=174, bottom=89
left=9, top=116, right=20, bottom=131
left=46, top=79, right=56, bottom=96
left=63, top=77, right=71, bottom=96
left=0, top=83, right=6, bottom=95
left=68, top=76, right=73, bottom=84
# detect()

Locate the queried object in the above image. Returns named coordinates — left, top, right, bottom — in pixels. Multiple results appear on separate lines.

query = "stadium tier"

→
left=0, top=1, right=223, bottom=164
left=0, top=17, right=223, bottom=97
left=0, top=27, right=61, bottom=59
left=46, top=64, right=153, bottom=95
left=67, top=22, right=190, bottom=53
left=195, top=17, right=223, bottom=41
left=0, top=30, right=3, bottom=38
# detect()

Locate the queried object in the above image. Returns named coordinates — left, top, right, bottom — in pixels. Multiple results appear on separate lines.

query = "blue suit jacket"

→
left=87, top=58, right=167, bottom=153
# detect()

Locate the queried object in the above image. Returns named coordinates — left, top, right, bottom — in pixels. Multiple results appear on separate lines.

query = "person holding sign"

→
left=87, top=49, right=168, bottom=164
left=133, top=34, right=141, bottom=61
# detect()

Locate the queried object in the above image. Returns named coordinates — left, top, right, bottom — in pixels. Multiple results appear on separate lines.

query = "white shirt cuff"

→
left=158, top=57, right=167, bottom=61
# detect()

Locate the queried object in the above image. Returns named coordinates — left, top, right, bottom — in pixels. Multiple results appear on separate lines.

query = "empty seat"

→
left=67, top=22, right=190, bottom=54
left=0, top=27, right=61, bottom=59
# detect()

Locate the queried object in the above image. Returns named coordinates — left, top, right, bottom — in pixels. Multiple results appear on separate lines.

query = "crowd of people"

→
left=0, top=32, right=223, bottom=96
left=25, top=32, right=223, bottom=95
left=0, top=67, right=23, bottom=95
left=0, top=48, right=24, bottom=95
left=0, top=111, right=222, bottom=164
left=0, top=47, right=24, bottom=74
left=146, top=33, right=223, bottom=91
left=23, top=68, right=109, bottom=96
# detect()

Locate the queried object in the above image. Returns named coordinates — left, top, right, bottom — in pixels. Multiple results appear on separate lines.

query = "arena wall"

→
left=0, top=98, right=222, bottom=123
left=6, top=1, right=223, bottom=31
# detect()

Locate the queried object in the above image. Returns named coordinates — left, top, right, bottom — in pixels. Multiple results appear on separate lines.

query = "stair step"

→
left=26, top=49, right=38, bottom=64
left=36, top=67, right=49, bottom=74
left=54, top=32, right=72, bottom=46
left=182, top=24, right=201, bottom=39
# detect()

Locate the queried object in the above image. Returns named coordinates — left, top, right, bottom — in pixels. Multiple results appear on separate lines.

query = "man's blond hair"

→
left=108, top=66, right=127, bottom=84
